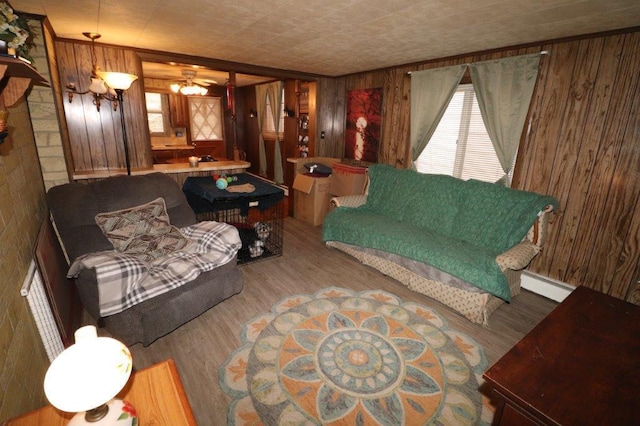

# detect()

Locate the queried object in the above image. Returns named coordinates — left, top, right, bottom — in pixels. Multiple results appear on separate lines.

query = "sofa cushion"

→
left=47, top=173, right=197, bottom=261
left=323, top=208, right=511, bottom=301
left=95, top=197, right=191, bottom=261
left=449, top=179, right=557, bottom=253
left=363, top=164, right=464, bottom=236
left=364, top=164, right=557, bottom=252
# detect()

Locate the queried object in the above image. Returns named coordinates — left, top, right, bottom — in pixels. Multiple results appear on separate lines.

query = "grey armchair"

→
left=47, top=172, right=243, bottom=346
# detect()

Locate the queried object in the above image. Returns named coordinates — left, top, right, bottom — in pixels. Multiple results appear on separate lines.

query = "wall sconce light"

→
left=249, top=108, right=257, bottom=118
left=65, top=33, right=121, bottom=112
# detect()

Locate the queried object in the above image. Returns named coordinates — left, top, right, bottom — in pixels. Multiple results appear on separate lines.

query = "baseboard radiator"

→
left=20, top=260, right=64, bottom=362
left=521, top=270, right=574, bottom=302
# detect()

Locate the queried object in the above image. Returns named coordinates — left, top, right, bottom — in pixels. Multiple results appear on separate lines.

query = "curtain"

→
left=470, top=54, right=540, bottom=183
left=255, top=84, right=269, bottom=177
left=266, top=81, right=284, bottom=184
left=410, top=64, right=467, bottom=168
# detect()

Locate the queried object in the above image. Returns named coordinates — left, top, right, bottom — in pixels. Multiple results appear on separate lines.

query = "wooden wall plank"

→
left=381, top=68, right=411, bottom=167
left=315, top=76, right=346, bottom=158
left=56, top=41, right=94, bottom=171
left=582, top=73, right=640, bottom=298
left=540, top=38, right=605, bottom=279
left=567, top=33, right=640, bottom=290
left=512, top=42, right=577, bottom=195
left=122, top=47, right=152, bottom=169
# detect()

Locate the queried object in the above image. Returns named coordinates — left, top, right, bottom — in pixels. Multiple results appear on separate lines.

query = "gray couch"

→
left=47, top=172, right=243, bottom=346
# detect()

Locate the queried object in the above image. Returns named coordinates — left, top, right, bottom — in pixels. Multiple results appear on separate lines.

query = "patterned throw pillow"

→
left=95, top=198, right=191, bottom=261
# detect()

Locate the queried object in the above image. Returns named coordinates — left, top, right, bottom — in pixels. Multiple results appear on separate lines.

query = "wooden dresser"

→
left=483, top=286, right=640, bottom=425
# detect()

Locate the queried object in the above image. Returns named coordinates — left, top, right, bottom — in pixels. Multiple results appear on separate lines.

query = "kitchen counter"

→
left=151, top=144, right=195, bottom=151
left=73, top=160, right=251, bottom=181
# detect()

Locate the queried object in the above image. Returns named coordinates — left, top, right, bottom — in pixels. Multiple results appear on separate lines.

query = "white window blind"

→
left=415, top=84, right=511, bottom=184
left=145, top=92, right=168, bottom=135
left=189, top=96, right=223, bottom=141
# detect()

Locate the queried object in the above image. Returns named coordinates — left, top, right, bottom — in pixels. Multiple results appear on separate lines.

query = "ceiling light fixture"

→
left=65, top=32, right=125, bottom=111
left=170, top=70, right=209, bottom=96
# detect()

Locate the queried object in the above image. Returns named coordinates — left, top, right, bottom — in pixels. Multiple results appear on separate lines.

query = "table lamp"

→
left=43, top=325, right=137, bottom=425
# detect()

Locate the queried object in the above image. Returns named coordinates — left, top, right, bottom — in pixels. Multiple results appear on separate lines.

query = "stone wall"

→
left=0, top=97, right=50, bottom=421
left=0, top=18, right=56, bottom=421
left=28, top=19, right=68, bottom=191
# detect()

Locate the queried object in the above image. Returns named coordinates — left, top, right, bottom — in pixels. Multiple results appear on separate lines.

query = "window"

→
left=415, top=84, right=512, bottom=183
left=189, top=96, right=224, bottom=141
left=145, top=92, right=169, bottom=135
left=262, top=87, right=285, bottom=139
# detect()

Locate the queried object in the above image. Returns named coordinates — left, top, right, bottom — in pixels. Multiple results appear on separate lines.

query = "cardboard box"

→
left=330, top=162, right=368, bottom=196
left=293, top=174, right=333, bottom=226
left=291, top=157, right=341, bottom=226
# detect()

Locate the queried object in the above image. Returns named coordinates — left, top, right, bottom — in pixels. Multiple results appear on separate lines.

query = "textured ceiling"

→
left=11, top=0, right=640, bottom=77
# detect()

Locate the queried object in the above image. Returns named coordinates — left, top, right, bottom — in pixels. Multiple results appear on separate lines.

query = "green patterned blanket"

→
left=322, top=164, right=558, bottom=301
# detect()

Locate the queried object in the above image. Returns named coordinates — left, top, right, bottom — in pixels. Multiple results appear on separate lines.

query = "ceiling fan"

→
left=170, top=70, right=215, bottom=96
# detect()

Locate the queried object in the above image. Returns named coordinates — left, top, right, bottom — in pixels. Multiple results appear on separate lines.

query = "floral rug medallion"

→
left=219, top=287, right=493, bottom=425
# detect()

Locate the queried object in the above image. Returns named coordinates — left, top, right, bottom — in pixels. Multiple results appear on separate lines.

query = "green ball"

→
left=227, top=176, right=233, bottom=183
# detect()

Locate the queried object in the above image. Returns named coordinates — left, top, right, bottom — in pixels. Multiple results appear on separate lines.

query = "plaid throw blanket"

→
left=68, top=221, right=241, bottom=317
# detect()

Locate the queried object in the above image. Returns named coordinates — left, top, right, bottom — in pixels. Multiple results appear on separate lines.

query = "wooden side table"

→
left=483, top=286, right=640, bottom=425
left=5, top=359, right=196, bottom=425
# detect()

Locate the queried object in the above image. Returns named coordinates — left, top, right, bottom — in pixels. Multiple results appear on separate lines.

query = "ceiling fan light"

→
left=178, top=84, right=207, bottom=96
left=170, top=83, right=181, bottom=93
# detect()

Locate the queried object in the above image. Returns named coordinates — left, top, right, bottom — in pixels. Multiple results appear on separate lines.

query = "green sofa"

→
left=322, top=164, right=557, bottom=325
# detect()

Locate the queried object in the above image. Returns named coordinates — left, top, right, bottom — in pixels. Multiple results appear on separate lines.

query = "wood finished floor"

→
left=128, top=217, right=558, bottom=425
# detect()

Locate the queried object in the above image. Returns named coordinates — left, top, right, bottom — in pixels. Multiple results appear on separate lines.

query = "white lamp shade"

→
left=89, top=78, right=108, bottom=95
left=44, top=326, right=132, bottom=413
left=96, top=71, right=138, bottom=91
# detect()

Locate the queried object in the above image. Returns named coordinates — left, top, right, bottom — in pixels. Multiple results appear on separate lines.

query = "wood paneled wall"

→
left=54, top=40, right=151, bottom=173
left=315, top=29, right=640, bottom=302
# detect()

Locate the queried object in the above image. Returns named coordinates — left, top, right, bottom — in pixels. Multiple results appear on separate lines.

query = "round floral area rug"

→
left=219, top=287, right=493, bottom=425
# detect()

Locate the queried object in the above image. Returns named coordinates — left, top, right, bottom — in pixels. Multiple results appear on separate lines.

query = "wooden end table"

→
left=6, top=359, right=196, bottom=425
left=483, top=285, right=640, bottom=425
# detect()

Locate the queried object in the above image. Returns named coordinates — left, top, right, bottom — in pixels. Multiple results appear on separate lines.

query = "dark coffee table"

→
left=483, top=285, right=640, bottom=425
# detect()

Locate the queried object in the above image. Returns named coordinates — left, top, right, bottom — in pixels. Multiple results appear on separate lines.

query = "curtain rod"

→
left=406, top=51, right=549, bottom=75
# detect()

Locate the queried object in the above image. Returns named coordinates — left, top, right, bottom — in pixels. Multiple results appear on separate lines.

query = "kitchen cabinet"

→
left=169, top=93, right=188, bottom=128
